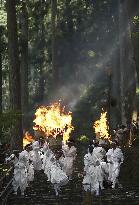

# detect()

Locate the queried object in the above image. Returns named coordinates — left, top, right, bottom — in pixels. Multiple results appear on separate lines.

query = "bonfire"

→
left=93, top=111, right=111, bottom=142
left=33, top=102, right=74, bottom=143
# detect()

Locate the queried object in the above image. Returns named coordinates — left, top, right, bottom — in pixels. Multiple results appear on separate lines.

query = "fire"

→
left=23, top=131, right=34, bottom=148
left=93, top=111, right=110, bottom=141
left=33, top=102, right=74, bottom=143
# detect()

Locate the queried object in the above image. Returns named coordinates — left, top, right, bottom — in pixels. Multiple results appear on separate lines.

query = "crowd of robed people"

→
left=5, top=139, right=77, bottom=196
left=5, top=135, right=124, bottom=198
left=82, top=139, right=124, bottom=196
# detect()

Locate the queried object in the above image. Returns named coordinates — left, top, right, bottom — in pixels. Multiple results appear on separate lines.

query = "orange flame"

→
left=93, top=111, right=110, bottom=141
left=33, top=102, right=74, bottom=143
left=23, top=131, right=34, bottom=148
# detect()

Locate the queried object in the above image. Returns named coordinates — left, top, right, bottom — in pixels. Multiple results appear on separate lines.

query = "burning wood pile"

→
left=33, top=102, right=74, bottom=143
left=93, top=111, right=111, bottom=142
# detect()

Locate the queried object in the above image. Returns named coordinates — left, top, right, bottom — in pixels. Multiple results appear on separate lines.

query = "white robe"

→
left=12, top=153, right=28, bottom=194
left=93, top=147, right=106, bottom=161
left=27, top=162, right=34, bottom=182
left=6, top=154, right=18, bottom=165
left=20, top=150, right=30, bottom=169
left=63, top=146, right=77, bottom=177
left=50, top=160, right=68, bottom=186
left=106, top=148, right=113, bottom=181
left=29, top=150, right=42, bottom=171
left=44, top=151, right=54, bottom=181
left=42, top=143, right=50, bottom=170
left=92, top=147, right=108, bottom=189
left=62, top=143, right=69, bottom=157
left=59, top=156, right=65, bottom=170
left=20, top=150, right=34, bottom=183
left=83, top=152, right=102, bottom=193
left=83, top=153, right=95, bottom=192
left=106, top=147, right=124, bottom=187
left=30, top=141, right=42, bottom=171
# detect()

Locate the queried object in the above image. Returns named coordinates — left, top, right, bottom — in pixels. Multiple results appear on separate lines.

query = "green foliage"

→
left=0, top=7, right=7, bottom=26
left=77, top=135, right=89, bottom=143
left=0, top=110, right=22, bottom=143
left=136, top=87, right=139, bottom=96
left=133, top=16, right=139, bottom=25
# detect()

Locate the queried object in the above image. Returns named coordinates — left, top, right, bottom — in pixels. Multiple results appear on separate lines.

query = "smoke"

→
left=53, top=39, right=120, bottom=111
left=41, top=1, right=137, bottom=117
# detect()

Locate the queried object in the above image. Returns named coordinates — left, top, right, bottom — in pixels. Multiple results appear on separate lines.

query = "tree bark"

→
left=51, top=0, right=58, bottom=93
left=38, top=0, right=45, bottom=103
left=7, top=0, right=23, bottom=150
left=20, top=1, right=29, bottom=131
left=0, top=26, right=2, bottom=140
left=119, top=0, right=137, bottom=124
left=126, top=0, right=139, bottom=85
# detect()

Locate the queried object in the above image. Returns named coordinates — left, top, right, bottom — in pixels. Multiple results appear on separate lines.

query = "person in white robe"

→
left=22, top=146, right=34, bottom=182
left=50, top=153, right=68, bottom=196
left=42, top=142, right=50, bottom=170
left=44, top=149, right=54, bottom=181
left=83, top=146, right=95, bottom=192
left=83, top=146, right=103, bottom=196
left=5, top=150, right=19, bottom=165
left=12, top=152, right=28, bottom=196
left=27, top=160, right=34, bottom=182
left=92, top=142, right=107, bottom=191
left=29, top=141, right=42, bottom=171
left=106, top=141, right=124, bottom=188
left=63, top=140, right=77, bottom=179
left=106, top=147, right=113, bottom=182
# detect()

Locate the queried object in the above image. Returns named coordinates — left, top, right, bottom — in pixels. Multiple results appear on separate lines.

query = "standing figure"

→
left=27, top=160, right=34, bottom=182
left=83, top=146, right=94, bottom=192
left=63, top=140, right=77, bottom=179
left=22, top=145, right=34, bottom=182
left=83, top=146, right=104, bottom=196
left=12, top=152, right=28, bottom=196
left=44, top=149, right=54, bottom=181
left=106, top=141, right=124, bottom=188
left=6, top=151, right=19, bottom=165
left=20, top=149, right=30, bottom=184
left=29, top=141, right=42, bottom=171
left=42, top=142, right=50, bottom=170
left=92, top=142, right=107, bottom=191
left=50, top=154, right=68, bottom=196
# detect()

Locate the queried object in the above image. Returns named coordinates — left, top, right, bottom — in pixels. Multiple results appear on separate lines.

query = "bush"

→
left=78, top=135, right=89, bottom=143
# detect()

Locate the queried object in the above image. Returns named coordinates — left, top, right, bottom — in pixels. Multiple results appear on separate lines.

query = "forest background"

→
left=0, top=0, right=139, bottom=150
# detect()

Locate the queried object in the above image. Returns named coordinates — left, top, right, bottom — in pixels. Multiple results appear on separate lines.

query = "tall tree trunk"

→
left=7, top=0, right=23, bottom=150
left=20, top=1, right=29, bottom=132
left=65, top=0, right=74, bottom=37
left=126, top=0, right=139, bottom=85
left=37, top=0, right=45, bottom=103
left=119, top=0, right=137, bottom=124
left=51, top=0, right=58, bottom=95
left=0, top=26, right=2, bottom=140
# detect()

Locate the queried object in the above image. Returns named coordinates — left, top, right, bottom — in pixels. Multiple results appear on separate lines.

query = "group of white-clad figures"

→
left=6, top=138, right=124, bottom=197
left=83, top=140, right=124, bottom=196
left=6, top=139, right=77, bottom=196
